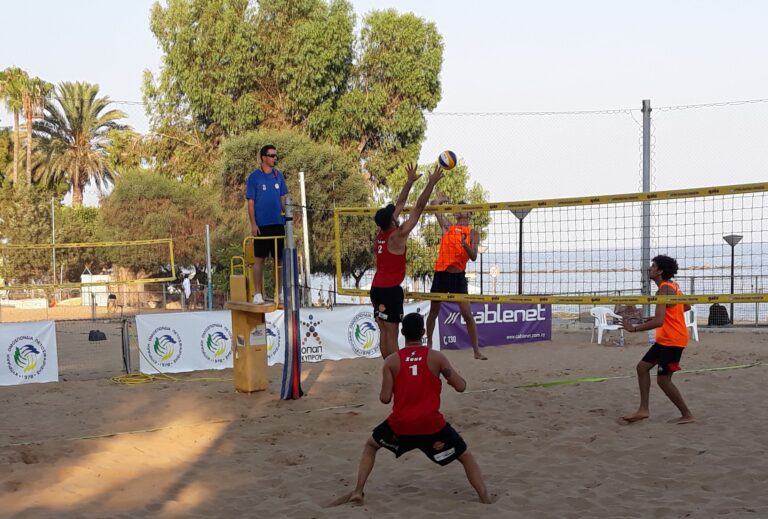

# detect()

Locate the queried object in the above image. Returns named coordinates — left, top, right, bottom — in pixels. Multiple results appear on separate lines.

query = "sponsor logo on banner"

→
left=347, top=311, right=379, bottom=357
left=267, top=322, right=283, bottom=363
left=443, top=304, right=547, bottom=325
left=439, top=303, right=550, bottom=349
left=6, top=335, right=47, bottom=381
left=200, top=323, right=232, bottom=364
left=300, top=314, right=323, bottom=362
left=146, top=327, right=183, bottom=367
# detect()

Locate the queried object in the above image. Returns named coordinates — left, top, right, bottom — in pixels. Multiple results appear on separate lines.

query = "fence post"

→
left=206, top=224, right=213, bottom=311
left=641, top=99, right=652, bottom=318
left=121, top=318, right=132, bottom=374
left=755, top=275, right=760, bottom=326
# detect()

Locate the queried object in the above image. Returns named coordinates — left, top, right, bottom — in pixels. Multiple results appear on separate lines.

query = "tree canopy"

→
left=34, top=82, right=127, bottom=206
left=2, top=5, right=490, bottom=299
left=146, top=0, right=442, bottom=189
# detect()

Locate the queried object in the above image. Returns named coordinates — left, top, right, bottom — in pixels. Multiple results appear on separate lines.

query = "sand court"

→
left=1, top=329, right=767, bottom=518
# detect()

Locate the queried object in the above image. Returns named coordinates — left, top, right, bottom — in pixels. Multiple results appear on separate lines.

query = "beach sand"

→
left=1, top=328, right=767, bottom=518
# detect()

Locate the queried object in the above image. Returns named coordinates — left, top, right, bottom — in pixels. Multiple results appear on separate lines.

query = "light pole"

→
left=723, top=234, right=743, bottom=324
left=511, top=209, right=532, bottom=295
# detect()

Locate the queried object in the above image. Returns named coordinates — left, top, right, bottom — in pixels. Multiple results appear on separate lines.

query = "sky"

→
left=2, top=0, right=768, bottom=204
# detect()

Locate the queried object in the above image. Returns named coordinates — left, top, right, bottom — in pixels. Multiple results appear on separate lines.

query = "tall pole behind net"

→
left=641, top=99, right=652, bottom=316
left=280, top=196, right=303, bottom=400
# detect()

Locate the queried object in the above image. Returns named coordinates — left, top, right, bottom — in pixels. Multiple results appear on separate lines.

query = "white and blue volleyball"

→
left=438, top=150, right=457, bottom=170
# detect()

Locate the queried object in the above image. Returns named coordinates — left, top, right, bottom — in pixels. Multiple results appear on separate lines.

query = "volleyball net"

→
left=0, top=239, right=176, bottom=290
left=334, top=182, right=768, bottom=305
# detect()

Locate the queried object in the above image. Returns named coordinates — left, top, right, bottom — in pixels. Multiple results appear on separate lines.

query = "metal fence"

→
left=54, top=318, right=129, bottom=381
left=0, top=283, right=229, bottom=323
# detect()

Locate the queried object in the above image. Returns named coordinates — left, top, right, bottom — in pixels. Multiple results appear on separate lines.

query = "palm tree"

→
left=21, top=77, right=52, bottom=186
left=0, top=67, right=28, bottom=185
left=34, top=82, right=127, bottom=206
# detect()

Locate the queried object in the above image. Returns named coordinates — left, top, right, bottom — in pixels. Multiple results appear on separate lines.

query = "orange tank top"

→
left=655, top=280, right=688, bottom=348
left=434, top=225, right=471, bottom=272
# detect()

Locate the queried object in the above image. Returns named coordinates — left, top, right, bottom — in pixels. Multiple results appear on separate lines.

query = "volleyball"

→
left=438, top=150, right=457, bottom=170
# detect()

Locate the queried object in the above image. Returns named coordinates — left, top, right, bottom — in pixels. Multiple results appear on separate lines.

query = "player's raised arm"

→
left=397, top=164, right=444, bottom=237
left=431, top=193, right=452, bottom=232
left=392, top=162, right=422, bottom=221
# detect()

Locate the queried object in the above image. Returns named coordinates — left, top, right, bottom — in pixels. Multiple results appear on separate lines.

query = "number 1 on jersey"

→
left=410, top=364, right=418, bottom=376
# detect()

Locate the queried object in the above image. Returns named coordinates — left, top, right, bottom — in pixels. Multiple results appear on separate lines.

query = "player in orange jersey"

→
left=622, top=255, right=694, bottom=424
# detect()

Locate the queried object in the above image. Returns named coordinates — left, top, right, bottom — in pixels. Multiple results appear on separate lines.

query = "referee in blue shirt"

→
left=246, top=144, right=288, bottom=304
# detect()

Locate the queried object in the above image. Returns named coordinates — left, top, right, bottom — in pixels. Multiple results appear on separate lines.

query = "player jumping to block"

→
left=329, top=313, right=493, bottom=506
left=622, top=255, right=695, bottom=424
left=370, top=163, right=444, bottom=359
left=425, top=195, right=487, bottom=360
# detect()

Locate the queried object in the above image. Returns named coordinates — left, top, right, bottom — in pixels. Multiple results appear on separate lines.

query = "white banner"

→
left=265, top=301, right=438, bottom=365
left=135, top=304, right=440, bottom=373
left=0, top=321, right=59, bottom=386
left=136, top=311, right=233, bottom=374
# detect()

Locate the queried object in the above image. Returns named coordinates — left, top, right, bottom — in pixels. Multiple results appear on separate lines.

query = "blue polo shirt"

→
left=245, top=168, right=288, bottom=226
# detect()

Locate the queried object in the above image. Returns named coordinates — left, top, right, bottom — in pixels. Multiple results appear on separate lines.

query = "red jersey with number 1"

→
left=372, top=228, right=407, bottom=288
left=387, top=346, right=446, bottom=435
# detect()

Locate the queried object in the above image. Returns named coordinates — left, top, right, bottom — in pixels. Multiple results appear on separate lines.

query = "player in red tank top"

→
left=330, top=313, right=493, bottom=506
left=370, top=163, right=444, bottom=359
left=622, top=255, right=695, bottom=424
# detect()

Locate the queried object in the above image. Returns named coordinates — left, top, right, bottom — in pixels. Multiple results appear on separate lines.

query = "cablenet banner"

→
left=438, top=303, right=551, bottom=349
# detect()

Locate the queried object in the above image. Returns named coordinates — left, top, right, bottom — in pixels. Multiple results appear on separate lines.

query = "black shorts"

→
left=253, top=224, right=285, bottom=259
left=372, top=420, right=467, bottom=466
left=370, top=286, right=404, bottom=323
left=642, top=343, right=684, bottom=375
left=430, top=271, right=468, bottom=294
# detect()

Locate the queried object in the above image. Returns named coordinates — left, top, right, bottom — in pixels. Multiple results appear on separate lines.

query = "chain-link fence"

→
left=47, top=316, right=171, bottom=382
left=54, top=318, right=127, bottom=381
left=0, top=283, right=228, bottom=323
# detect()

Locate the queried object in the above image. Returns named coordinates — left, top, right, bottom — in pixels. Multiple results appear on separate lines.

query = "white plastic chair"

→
left=590, top=307, right=623, bottom=344
left=685, top=307, right=699, bottom=342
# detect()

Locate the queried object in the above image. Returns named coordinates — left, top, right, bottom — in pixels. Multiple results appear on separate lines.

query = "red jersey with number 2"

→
left=387, top=346, right=446, bottom=435
left=372, top=228, right=406, bottom=288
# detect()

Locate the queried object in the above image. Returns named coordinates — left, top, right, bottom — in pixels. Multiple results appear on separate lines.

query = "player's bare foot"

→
left=326, top=490, right=365, bottom=507
left=621, top=411, right=649, bottom=423
left=670, top=415, right=695, bottom=424
left=479, top=492, right=497, bottom=504
left=474, top=351, right=488, bottom=360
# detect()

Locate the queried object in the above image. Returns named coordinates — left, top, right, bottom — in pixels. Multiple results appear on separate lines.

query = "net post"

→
left=281, top=196, right=303, bottom=400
